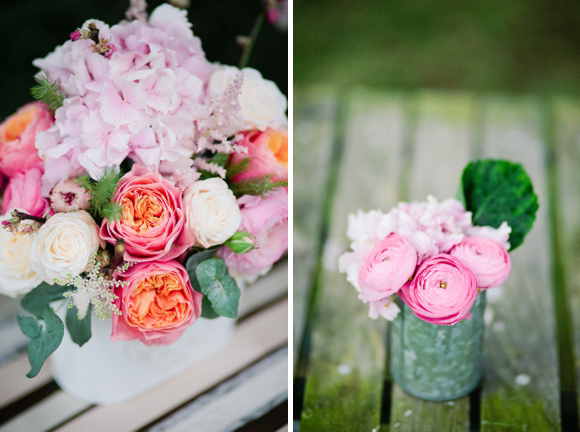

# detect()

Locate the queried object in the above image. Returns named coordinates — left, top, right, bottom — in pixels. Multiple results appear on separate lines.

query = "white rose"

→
left=0, top=213, right=43, bottom=298
left=30, top=210, right=104, bottom=283
left=184, top=178, right=241, bottom=248
left=208, top=66, right=287, bottom=131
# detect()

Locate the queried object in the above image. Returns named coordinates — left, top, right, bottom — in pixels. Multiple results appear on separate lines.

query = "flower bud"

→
left=225, top=230, right=257, bottom=254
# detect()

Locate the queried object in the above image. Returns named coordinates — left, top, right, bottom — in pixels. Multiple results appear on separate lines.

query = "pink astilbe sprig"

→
left=170, top=167, right=201, bottom=190
left=193, top=158, right=227, bottom=179
left=195, top=72, right=246, bottom=154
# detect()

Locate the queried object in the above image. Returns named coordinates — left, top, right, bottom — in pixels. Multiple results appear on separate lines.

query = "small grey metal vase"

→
left=389, top=292, right=485, bottom=401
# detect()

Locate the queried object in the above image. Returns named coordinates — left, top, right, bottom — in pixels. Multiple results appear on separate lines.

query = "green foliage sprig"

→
left=226, top=157, right=251, bottom=179
left=30, top=72, right=65, bottom=113
left=231, top=174, right=288, bottom=198
left=75, top=169, right=123, bottom=221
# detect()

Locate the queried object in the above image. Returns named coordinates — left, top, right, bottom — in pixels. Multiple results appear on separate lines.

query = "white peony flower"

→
left=0, top=213, right=43, bottom=298
left=466, top=221, right=512, bottom=251
left=183, top=178, right=241, bottom=248
left=30, top=210, right=104, bottom=283
left=208, top=66, right=287, bottom=131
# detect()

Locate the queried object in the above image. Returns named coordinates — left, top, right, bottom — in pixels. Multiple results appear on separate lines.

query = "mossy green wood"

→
left=293, top=88, right=338, bottom=371
left=300, top=89, right=406, bottom=431
left=551, top=96, right=580, bottom=419
left=479, top=97, right=560, bottom=430
left=389, top=91, right=476, bottom=431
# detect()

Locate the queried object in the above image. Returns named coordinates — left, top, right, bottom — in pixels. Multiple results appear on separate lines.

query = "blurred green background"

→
left=294, top=0, right=580, bottom=94
left=0, top=0, right=287, bottom=119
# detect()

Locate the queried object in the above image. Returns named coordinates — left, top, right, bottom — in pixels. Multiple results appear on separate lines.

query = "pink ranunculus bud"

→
left=399, top=254, right=478, bottom=325
left=111, top=260, right=202, bottom=346
left=70, top=30, right=82, bottom=41
left=358, top=233, right=417, bottom=301
left=50, top=178, right=91, bottom=213
left=1, top=168, right=49, bottom=217
left=0, top=102, right=52, bottom=178
left=450, top=236, right=511, bottom=289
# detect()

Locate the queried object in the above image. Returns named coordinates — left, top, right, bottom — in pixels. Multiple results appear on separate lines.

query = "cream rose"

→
left=183, top=178, right=241, bottom=248
left=208, top=66, right=287, bottom=131
left=0, top=213, right=43, bottom=297
left=30, top=210, right=104, bottom=283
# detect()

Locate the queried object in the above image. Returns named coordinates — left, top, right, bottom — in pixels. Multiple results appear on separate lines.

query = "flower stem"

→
left=238, top=12, right=265, bottom=69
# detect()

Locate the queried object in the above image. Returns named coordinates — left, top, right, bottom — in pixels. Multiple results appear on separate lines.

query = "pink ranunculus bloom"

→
left=217, top=188, right=288, bottom=277
left=358, top=233, right=417, bottom=301
left=0, top=102, right=52, bottom=178
left=2, top=168, right=49, bottom=217
left=399, top=254, right=478, bottom=325
left=111, top=260, right=202, bottom=345
left=230, top=128, right=288, bottom=183
left=450, top=236, right=511, bottom=289
left=100, top=164, right=192, bottom=262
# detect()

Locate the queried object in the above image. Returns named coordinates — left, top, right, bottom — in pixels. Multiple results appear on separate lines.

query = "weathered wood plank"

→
left=0, top=355, right=53, bottom=409
left=55, top=300, right=287, bottom=432
left=238, top=259, right=288, bottom=318
left=551, top=96, right=580, bottom=422
left=479, top=96, right=560, bottom=430
left=293, top=89, right=337, bottom=370
left=390, top=90, right=476, bottom=431
left=0, top=392, right=89, bottom=432
left=147, top=348, right=287, bottom=432
left=301, top=88, right=406, bottom=431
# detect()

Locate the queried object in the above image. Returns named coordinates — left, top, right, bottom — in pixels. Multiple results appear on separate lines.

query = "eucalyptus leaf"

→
left=21, top=282, right=70, bottom=317
left=66, top=304, right=92, bottom=347
left=17, top=316, right=41, bottom=339
left=461, top=159, right=539, bottom=250
left=185, top=247, right=220, bottom=319
left=195, top=258, right=240, bottom=319
left=18, top=308, right=64, bottom=378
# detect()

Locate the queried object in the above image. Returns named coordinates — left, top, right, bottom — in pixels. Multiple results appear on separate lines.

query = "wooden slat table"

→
left=0, top=260, right=288, bottom=432
left=294, top=87, right=580, bottom=431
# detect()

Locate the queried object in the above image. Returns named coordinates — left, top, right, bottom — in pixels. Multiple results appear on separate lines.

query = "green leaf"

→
left=17, top=316, right=41, bottom=339
left=185, top=248, right=220, bottom=319
left=226, top=157, right=251, bottom=179
left=195, top=258, right=240, bottom=318
left=66, top=304, right=92, bottom=347
left=18, top=308, right=64, bottom=378
left=461, top=159, right=539, bottom=250
left=21, top=282, right=69, bottom=317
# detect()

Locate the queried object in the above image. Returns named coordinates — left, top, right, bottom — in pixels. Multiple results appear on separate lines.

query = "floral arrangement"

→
left=339, top=160, right=538, bottom=325
left=0, top=2, right=288, bottom=378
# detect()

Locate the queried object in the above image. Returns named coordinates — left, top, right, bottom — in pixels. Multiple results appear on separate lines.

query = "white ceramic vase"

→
left=51, top=311, right=236, bottom=404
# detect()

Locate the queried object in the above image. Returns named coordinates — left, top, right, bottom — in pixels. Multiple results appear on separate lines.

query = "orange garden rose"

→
left=111, top=260, right=202, bottom=345
left=0, top=102, right=52, bottom=178
left=100, top=164, right=193, bottom=261
left=229, top=128, right=288, bottom=183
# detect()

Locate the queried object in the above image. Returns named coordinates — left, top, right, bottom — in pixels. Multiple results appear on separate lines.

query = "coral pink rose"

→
left=100, top=164, right=192, bottom=262
left=399, top=254, right=478, bottom=325
left=229, top=128, right=288, bottom=183
left=0, top=102, right=52, bottom=178
left=2, top=168, right=49, bottom=217
left=450, top=237, right=511, bottom=289
left=358, top=234, right=417, bottom=301
left=217, top=188, right=288, bottom=276
left=111, top=260, right=202, bottom=345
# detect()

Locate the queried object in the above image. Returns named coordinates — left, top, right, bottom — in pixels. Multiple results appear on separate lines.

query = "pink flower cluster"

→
left=0, top=4, right=288, bottom=347
left=339, top=196, right=512, bottom=325
left=33, top=5, right=213, bottom=195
